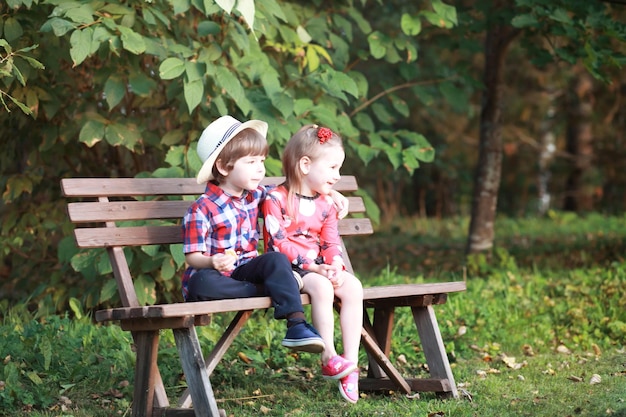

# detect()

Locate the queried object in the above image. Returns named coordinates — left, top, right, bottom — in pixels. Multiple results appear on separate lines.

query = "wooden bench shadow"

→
left=61, top=176, right=466, bottom=417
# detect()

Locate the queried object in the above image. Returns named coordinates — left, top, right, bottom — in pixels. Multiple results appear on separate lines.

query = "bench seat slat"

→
left=61, top=176, right=358, bottom=197
left=94, top=282, right=466, bottom=322
left=67, top=197, right=366, bottom=223
left=73, top=218, right=374, bottom=248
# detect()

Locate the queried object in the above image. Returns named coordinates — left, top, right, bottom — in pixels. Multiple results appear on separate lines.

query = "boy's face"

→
left=218, top=154, right=266, bottom=196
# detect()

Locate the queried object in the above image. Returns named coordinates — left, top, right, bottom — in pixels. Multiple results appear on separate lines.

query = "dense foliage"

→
left=1, top=0, right=625, bottom=311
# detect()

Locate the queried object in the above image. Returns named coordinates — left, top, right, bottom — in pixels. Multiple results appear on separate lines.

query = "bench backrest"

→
left=61, top=176, right=373, bottom=309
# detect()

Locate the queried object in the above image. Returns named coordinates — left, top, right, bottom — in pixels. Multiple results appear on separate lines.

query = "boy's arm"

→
left=329, top=189, right=349, bottom=219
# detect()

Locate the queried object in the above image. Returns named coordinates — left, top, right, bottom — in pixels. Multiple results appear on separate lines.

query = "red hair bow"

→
left=317, top=127, right=333, bottom=144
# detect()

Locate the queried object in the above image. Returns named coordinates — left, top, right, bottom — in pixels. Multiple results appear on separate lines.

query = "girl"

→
left=262, top=125, right=364, bottom=404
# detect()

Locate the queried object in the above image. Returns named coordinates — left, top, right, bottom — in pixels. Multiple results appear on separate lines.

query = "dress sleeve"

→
left=318, top=199, right=345, bottom=268
left=261, top=189, right=311, bottom=268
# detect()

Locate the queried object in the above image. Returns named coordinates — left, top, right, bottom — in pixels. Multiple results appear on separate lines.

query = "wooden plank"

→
left=362, top=282, right=466, bottom=300
left=95, top=283, right=466, bottom=322
left=61, top=176, right=358, bottom=197
left=360, top=377, right=450, bottom=393
left=73, top=218, right=373, bottom=248
left=67, top=196, right=366, bottom=223
left=359, top=323, right=412, bottom=394
left=178, top=310, right=253, bottom=408
left=131, top=331, right=160, bottom=417
left=364, top=294, right=448, bottom=309
left=172, top=327, right=221, bottom=417
left=412, top=305, right=458, bottom=397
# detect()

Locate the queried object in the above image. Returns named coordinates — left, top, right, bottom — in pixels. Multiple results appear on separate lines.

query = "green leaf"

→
left=68, top=297, right=83, bottom=319
left=306, top=45, right=320, bottom=72
left=215, top=66, right=249, bottom=114
left=79, top=120, right=106, bottom=147
left=184, top=78, right=204, bottom=113
left=100, top=279, right=118, bottom=303
left=297, top=25, right=312, bottom=44
left=236, top=0, right=256, bottom=32
left=159, top=57, right=185, bottom=80
left=185, top=61, right=204, bottom=82
left=198, top=21, right=221, bottom=36
left=368, top=31, right=386, bottom=59
left=65, top=3, right=95, bottom=24
left=129, top=72, right=157, bottom=96
left=161, top=257, right=176, bottom=281
left=431, top=0, right=457, bottom=27
left=164, top=144, right=185, bottom=167
left=41, top=17, right=75, bottom=37
left=162, top=130, right=184, bottom=146
left=118, top=26, right=146, bottom=55
left=511, top=14, right=539, bottom=28
left=270, top=92, right=294, bottom=119
left=215, top=0, right=235, bottom=13
left=135, top=274, right=157, bottom=305
left=104, top=75, right=126, bottom=110
left=105, top=122, right=141, bottom=150
left=70, top=28, right=92, bottom=66
left=401, top=13, right=422, bottom=36
left=4, top=17, right=23, bottom=42
left=170, top=243, right=186, bottom=268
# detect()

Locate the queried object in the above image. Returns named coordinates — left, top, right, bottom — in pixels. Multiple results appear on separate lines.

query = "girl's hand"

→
left=318, top=264, right=344, bottom=287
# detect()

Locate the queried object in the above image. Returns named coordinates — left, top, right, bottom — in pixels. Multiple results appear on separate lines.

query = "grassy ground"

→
left=2, top=212, right=625, bottom=417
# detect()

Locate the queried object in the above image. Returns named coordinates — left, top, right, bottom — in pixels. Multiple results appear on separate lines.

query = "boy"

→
left=182, top=115, right=325, bottom=353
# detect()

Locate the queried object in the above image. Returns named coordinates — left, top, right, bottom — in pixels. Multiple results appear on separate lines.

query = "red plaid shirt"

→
left=181, top=181, right=270, bottom=299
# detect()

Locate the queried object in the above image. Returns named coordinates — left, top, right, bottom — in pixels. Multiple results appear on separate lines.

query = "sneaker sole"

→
left=338, top=380, right=359, bottom=404
left=282, top=338, right=325, bottom=353
left=322, top=363, right=358, bottom=380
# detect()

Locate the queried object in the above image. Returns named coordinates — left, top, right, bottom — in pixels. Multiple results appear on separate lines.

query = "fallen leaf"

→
left=556, top=345, right=571, bottom=355
left=259, top=405, right=271, bottom=414
left=589, top=374, right=602, bottom=385
left=567, top=375, right=583, bottom=382
left=522, top=344, right=535, bottom=357
left=238, top=352, right=252, bottom=364
left=592, top=344, right=602, bottom=356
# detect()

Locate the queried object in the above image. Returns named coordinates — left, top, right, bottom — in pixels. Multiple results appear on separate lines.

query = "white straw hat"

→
left=196, top=115, right=268, bottom=184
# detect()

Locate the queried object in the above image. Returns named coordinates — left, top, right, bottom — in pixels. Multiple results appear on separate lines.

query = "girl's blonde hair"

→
left=282, top=124, right=343, bottom=217
left=212, top=128, right=269, bottom=183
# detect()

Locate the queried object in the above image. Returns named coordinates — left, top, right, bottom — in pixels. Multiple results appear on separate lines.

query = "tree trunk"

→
left=537, top=88, right=558, bottom=216
left=466, top=21, right=520, bottom=255
left=563, top=69, right=595, bottom=211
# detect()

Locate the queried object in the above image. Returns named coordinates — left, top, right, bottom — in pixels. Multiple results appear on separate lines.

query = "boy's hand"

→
left=212, top=250, right=237, bottom=272
left=329, top=190, right=349, bottom=219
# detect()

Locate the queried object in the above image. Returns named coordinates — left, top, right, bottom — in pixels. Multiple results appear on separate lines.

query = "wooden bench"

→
left=61, top=176, right=466, bottom=417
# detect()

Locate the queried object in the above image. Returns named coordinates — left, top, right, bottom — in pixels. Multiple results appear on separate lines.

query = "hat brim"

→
left=196, top=119, right=268, bottom=184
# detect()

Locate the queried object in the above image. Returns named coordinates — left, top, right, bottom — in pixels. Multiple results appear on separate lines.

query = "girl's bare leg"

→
left=333, top=272, right=363, bottom=365
left=301, top=273, right=337, bottom=364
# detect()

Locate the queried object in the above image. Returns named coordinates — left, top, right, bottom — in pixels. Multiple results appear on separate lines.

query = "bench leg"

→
left=365, top=307, right=394, bottom=379
left=177, top=310, right=253, bottom=408
left=173, top=326, right=221, bottom=417
left=412, top=305, right=459, bottom=398
left=132, top=330, right=160, bottom=417
left=360, top=312, right=412, bottom=394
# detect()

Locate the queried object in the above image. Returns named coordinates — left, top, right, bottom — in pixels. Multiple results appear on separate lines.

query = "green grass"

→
left=1, top=212, right=625, bottom=417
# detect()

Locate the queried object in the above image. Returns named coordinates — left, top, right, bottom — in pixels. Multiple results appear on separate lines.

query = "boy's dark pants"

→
left=186, top=251, right=303, bottom=319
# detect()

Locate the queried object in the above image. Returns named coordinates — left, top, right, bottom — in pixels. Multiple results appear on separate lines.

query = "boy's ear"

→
left=215, top=158, right=229, bottom=177
left=299, top=156, right=311, bottom=174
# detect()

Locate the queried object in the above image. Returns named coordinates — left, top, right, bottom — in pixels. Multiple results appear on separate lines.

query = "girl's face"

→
left=300, top=146, right=345, bottom=197
left=218, top=155, right=266, bottom=196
